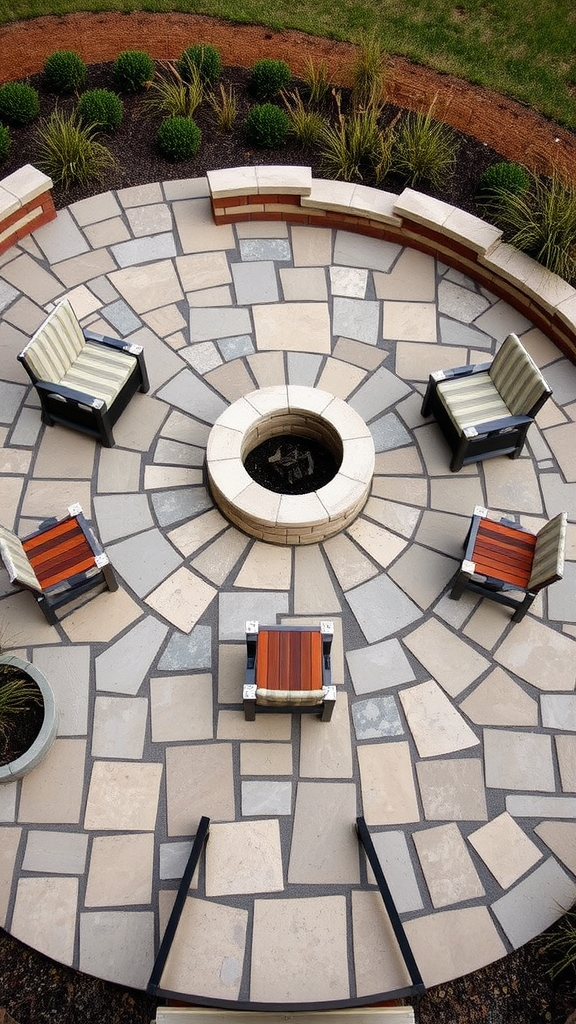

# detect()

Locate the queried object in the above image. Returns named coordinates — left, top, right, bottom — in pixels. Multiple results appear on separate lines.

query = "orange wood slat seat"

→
left=472, top=518, right=536, bottom=588
left=22, top=517, right=96, bottom=589
left=255, top=630, right=323, bottom=692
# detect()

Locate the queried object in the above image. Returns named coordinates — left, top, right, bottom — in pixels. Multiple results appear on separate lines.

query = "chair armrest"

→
left=83, top=329, right=143, bottom=357
left=35, top=380, right=105, bottom=408
left=433, top=362, right=492, bottom=382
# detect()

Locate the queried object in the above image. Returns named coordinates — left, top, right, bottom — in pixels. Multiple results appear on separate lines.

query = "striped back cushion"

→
left=60, top=343, right=136, bottom=408
left=528, top=512, right=567, bottom=591
left=0, top=525, right=42, bottom=592
left=256, top=687, right=327, bottom=706
left=20, top=299, right=85, bottom=383
left=489, top=334, right=549, bottom=415
left=437, top=372, right=510, bottom=432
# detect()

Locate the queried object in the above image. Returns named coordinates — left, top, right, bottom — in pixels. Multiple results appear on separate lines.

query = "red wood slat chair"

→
left=449, top=504, right=567, bottom=622
left=0, top=503, right=118, bottom=624
left=244, top=621, right=336, bottom=721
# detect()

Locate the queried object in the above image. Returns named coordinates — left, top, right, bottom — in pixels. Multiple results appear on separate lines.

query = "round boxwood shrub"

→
left=0, top=82, right=40, bottom=126
left=476, top=161, right=531, bottom=202
left=77, top=89, right=123, bottom=134
left=246, top=103, right=290, bottom=147
left=249, top=58, right=291, bottom=100
left=43, top=50, right=86, bottom=94
left=0, top=123, right=10, bottom=161
left=113, top=50, right=155, bottom=92
left=177, top=43, right=222, bottom=84
left=157, top=116, right=202, bottom=161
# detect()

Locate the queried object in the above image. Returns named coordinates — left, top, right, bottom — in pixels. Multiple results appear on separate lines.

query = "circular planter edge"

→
left=0, top=655, right=58, bottom=783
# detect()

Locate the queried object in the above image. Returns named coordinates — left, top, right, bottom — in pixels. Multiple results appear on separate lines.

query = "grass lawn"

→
left=1, top=0, right=576, bottom=127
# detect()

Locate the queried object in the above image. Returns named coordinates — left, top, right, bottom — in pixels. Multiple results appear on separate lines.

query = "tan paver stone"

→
left=383, top=300, right=437, bottom=342
left=459, top=668, right=538, bottom=726
left=191, top=530, right=250, bottom=586
left=168, top=508, right=228, bottom=557
left=389, top=544, right=457, bottom=609
left=288, top=781, right=359, bottom=884
left=79, top=909, right=155, bottom=989
left=173, top=197, right=235, bottom=253
left=1, top=254, right=63, bottom=304
left=396, top=342, right=468, bottom=381
left=217, top=642, right=246, bottom=704
left=253, top=303, right=331, bottom=353
left=0, top=473, right=21, bottom=529
left=70, top=191, right=122, bottom=225
left=333, top=336, right=386, bottom=370
left=0, top=827, right=21, bottom=925
left=250, top=895, right=349, bottom=1003
left=556, top=734, right=576, bottom=791
left=11, top=876, right=78, bottom=966
left=0, top=782, right=17, bottom=823
left=108, top=260, right=183, bottom=313
left=373, top=445, right=423, bottom=475
left=280, top=267, right=328, bottom=301
left=536, top=397, right=568, bottom=429
left=146, top=568, right=217, bottom=632
left=144, top=465, right=201, bottom=489
left=495, top=617, right=576, bottom=690
left=293, top=544, right=341, bottom=614
left=323, top=533, right=378, bottom=590
left=485, top=728, right=555, bottom=790
left=521, top=328, right=567, bottom=367
left=206, top=819, right=284, bottom=896
left=346, top=517, right=407, bottom=568
left=400, top=680, right=479, bottom=757
left=160, top=897, right=247, bottom=1000
left=352, top=889, right=413, bottom=997
left=414, top=421, right=478, bottom=478
left=429, top=474, right=484, bottom=515
left=373, top=248, right=436, bottom=301
left=109, top=393, right=168, bottom=451
left=118, top=182, right=163, bottom=206
left=21, top=477, right=92, bottom=519
left=483, top=457, right=544, bottom=513
left=414, top=823, right=484, bottom=907
left=142, top=303, right=187, bottom=337
left=403, top=618, right=490, bottom=698
left=240, top=742, right=293, bottom=775
left=22, top=830, right=88, bottom=874
left=403, top=907, right=507, bottom=989
left=416, top=758, right=488, bottom=820
left=97, top=448, right=141, bottom=493
left=216, top=710, right=292, bottom=741
left=60, top=587, right=143, bottom=643
left=204, top=360, right=255, bottom=403
left=415, top=509, right=470, bottom=559
left=535, top=822, right=576, bottom=874
left=234, top=540, right=292, bottom=590
left=358, top=742, right=419, bottom=825
left=370, top=475, right=428, bottom=506
left=165, top=743, right=234, bottom=835
left=544, top=421, right=576, bottom=482
left=0, top=590, right=59, bottom=648
left=91, top=696, right=148, bottom=758
left=84, top=217, right=130, bottom=248
left=187, top=285, right=232, bottom=307
left=236, top=221, right=288, bottom=237
left=84, top=761, right=162, bottom=831
left=33, top=645, right=89, bottom=736
left=126, top=203, right=172, bottom=236
left=53, top=249, right=117, bottom=289
left=362, top=496, right=420, bottom=538
left=290, top=225, right=332, bottom=266
left=317, top=357, right=366, bottom=398
left=85, top=833, right=154, bottom=906
left=150, top=674, right=213, bottom=742
left=468, top=812, right=542, bottom=888
left=19, top=738, right=86, bottom=824
left=246, top=350, right=286, bottom=387
left=0, top=447, right=31, bottom=475
left=463, top=600, right=511, bottom=650
left=300, top=691, right=353, bottom=778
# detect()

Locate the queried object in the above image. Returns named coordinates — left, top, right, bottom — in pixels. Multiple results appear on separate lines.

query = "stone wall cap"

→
left=1, top=163, right=53, bottom=203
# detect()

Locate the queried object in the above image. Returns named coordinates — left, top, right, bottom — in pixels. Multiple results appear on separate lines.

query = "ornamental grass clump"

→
left=77, top=89, right=123, bottom=134
left=156, top=116, right=201, bottom=161
left=145, top=61, right=204, bottom=119
left=351, top=29, right=387, bottom=109
left=34, top=109, right=116, bottom=191
left=540, top=903, right=576, bottom=980
left=0, top=124, right=10, bottom=162
left=302, top=58, right=331, bottom=105
left=392, top=105, right=457, bottom=190
left=113, top=50, right=154, bottom=92
left=245, top=103, right=290, bottom=148
left=0, top=665, right=42, bottom=749
left=177, top=44, right=222, bottom=85
left=43, top=50, right=86, bottom=94
left=318, top=94, right=385, bottom=182
left=207, top=83, right=237, bottom=131
left=249, top=58, right=291, bottom=100
left=283, top=89, right=325, bottom=149
left=0, top=82, right=40, bottom=126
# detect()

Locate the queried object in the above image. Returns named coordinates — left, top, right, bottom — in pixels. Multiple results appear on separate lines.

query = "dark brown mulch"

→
left=0, top=669, right=43, bottom=767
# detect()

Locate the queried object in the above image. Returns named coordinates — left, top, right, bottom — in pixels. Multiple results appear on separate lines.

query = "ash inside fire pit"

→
left=245, top=434, right=340, bottom=495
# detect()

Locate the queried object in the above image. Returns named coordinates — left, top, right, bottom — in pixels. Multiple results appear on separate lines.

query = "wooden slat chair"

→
left=18, top=298, right=149, bottom=447
left=449, top=504, right=567, bottom=622
left=421, top=333, right=551, bottom=471
left=0, top=503, right=118, bottom=624
left=243, top=621, right=336, bottom=721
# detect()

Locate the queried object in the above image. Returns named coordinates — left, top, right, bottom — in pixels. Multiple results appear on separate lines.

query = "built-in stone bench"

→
left=0, top=164, right=56, bottom=256
left=207, top=165, right=576, bottom=365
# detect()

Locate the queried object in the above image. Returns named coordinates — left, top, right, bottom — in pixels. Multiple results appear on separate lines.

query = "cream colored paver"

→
left=352, top=890, right=413, bottom=997
left=32, top=645, right=90, bottom=736
left=21, top=477, right=92, bottom=519
left=0, top=783, right=17, bottom=824
left=544, top=421, right=576, bottom=482
left=347, top=516, right=407, bottom=567
left=240, top=742, right=293, bottom=775
left=288, top=782, right=359, bottom=884
left=404, top=907, right=507, bottom=989
left=371, top=474, right=428, bottom=506
left=0, top=827, right=21, bottom=925
left=462, top=600, right=511, bottom=650
left=374, top=248, right=436, bottom=301
left=290, top=225, right=332, bottom=266
left=204, top=360, right=255, bottom=403
left=146, top=568, right=217, bottom=632
left=234, top=540, right=292, bottom=590
left=388, top=544, right=456, bottom=609
left=247, top=350, right=286, bottom=387
left=317, top=357, right=366, bottom=398
left=250, top=896, right=349, bottom=1003
left=383, top=300, right=437, bottom=342
left=165, top=744, right=234, bottom=835
left=60, top=588, right=143, bottom=644
left=85, top=833, right=154, bottom=906
left=150, top=674, right=213, bottom=742
left=358, top=742, right=419, bottom=825
left=168, top=507, right=228, bottom=557
left=556, top=734, right=576, bottom=791
left=142, top=303, right=187, bottom=337
left=0, top=447, right=31, bottom=475
left=217, top=642, right=246, bottom=704
left=483, top=457, right=544, bottom=513
left=19, top=739, right=86, bottom=824
left=253, top=303, right=331, bottom=353
left=111, top=394, right=169, bottom=451
left=144, top=466, right=202, bottom=489
left=400, top=680, right=479, bottom=757
left=535, top=822, right=576, bottom=875
left=98, top=448, right=141, bottom=493
left=373, top=444, right=423, bottom=475
left=1, top=253, right=66, bottom=304
left=495, top=617, right=576, bottom=689
left=468, top=812, right=542, bottom=888
left=191, top=529, right=250, bottom=586
left=79, top=910, right=155, bottom=990
left=216, top=710, right=292, bottom=741
left=417, top=758, right=488, bottom=820
left=293, top=544, right=341, bottom=614
left=403, top=618, right=490, bottom=698
left=84, top=761, right=163, bottom=831
left=84, top=218, right=130, bottom=248
left=484, top=728, right=555, bottom=791
left=205, top=819, right=284, bottom=896
left=173, top=197, right=235, bottom=253
left=414, top=823, right=484, bottom=908
left=323, top=532, right=378, bottom=590
left=362, top=496, right=420, bottom=538
left=11, top=876, right=78, bottom=966
left=160, top=897, right=247, bottom=1001
left=429, top=474, right=484, bottom=515
left=414, top=421, right=478, bottom=478
left=459, top=667, right=538, bottom=726
left=108, top=260, right=183, bottom=313
left=396, top=342, right=468, bottom=381
left=300, top=692, right=353, bottom=778
left=188, top=285, right=232, bottom=307
left=280, top=266, right=328, bottom=301
left=0, top=476, right=23, bottom=529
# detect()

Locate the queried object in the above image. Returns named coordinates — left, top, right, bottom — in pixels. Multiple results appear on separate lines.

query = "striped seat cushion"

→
left=0, top=525, right=42, bottom=592
left=528, top=512, right=566, bottom=591
left=59, top=343, right=136, bottom=408
left=255, top=687, right=327, bottom=706
left=489, top=333, right=549, bottom=415
left=437, top=371, right=511, bottom=433
left=21, top=299, right=86, bottom=382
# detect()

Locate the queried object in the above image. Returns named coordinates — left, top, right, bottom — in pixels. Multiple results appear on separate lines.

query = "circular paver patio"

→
left=0, top=174, right=575, bottom=1007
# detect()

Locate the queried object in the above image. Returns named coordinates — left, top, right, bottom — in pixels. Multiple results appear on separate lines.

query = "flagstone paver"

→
left=1, top=175, right=575, bottom=1008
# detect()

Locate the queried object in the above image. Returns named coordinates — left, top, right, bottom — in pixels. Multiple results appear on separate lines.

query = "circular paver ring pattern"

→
left=0, top=176, right=575, bottom=1006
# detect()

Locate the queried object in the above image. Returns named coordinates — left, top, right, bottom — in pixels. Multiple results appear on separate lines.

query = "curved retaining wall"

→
left=0, top=164, right=56, bottom=257
left=207, top=165, right=576, bottom=366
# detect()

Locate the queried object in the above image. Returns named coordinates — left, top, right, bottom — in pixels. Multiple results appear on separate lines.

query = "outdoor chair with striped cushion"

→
left=449, top=505, right=567, bottom=622
left=243, top=621, right=336, bottom=721
left=421, top=334, right=551, bottom=471
left=18, top=299, right=149, bottom=447
left=0, top=503, right=118, bottom=624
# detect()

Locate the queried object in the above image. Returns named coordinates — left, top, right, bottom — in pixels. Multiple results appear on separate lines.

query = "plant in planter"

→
left=0, top=655, right=58, bottom=781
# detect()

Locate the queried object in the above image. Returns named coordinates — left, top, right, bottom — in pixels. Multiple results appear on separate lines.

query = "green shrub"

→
left=0, top=82, right=40, bottom=126
left=43, top=50, right=86, bottom=94
left=77, top=89, right=123, bottom=134
left=177, top=44, right=222, bottom=84
left=0, top=123, right=10, bottom=162
left=245, top=103, right=290, bottom=147
left=249, top=58, right=291, bottom=100
left=207, top=83, right=237, bottom=131
left=392, top=106, right=456, bottom=189
left=476, top=161, right=531, bottom=203
left=145, top=62, right=204, bottom=119
left=34, top=109, right=116, bottom=191
left=157, top=116, right=202, bottom=161
left=283, top=90, right=324, bottom=149
left=113, top=50, right=154, bottom=92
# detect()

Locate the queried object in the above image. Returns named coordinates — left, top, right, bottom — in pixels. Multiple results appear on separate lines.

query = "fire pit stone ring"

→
left=206, top=386, right=375, bottom=545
